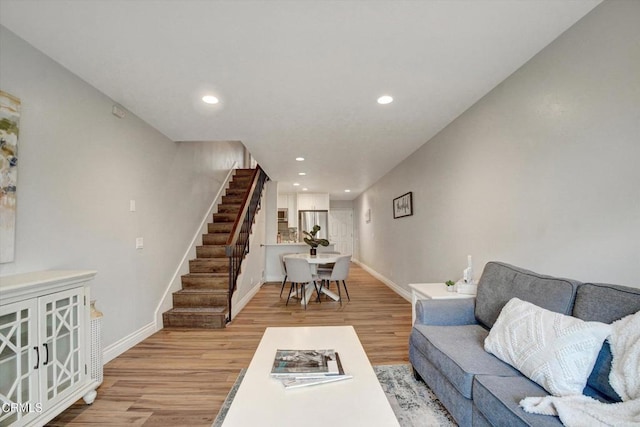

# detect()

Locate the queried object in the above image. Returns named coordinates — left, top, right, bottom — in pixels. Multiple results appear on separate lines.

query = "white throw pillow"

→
left=484, top=297, right=611, bottom=396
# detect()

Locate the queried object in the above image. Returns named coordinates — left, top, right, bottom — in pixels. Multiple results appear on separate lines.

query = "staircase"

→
left=162, top=168, right=256, bottom=329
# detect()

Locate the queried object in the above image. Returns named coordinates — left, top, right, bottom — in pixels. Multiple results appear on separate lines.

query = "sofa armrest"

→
left=415, top=298, right=478, bottom=326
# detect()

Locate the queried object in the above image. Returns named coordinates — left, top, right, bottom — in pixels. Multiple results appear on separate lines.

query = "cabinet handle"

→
left=43, top=343, right=50, bottom=366
left=33, top=346, right=39, bottom=369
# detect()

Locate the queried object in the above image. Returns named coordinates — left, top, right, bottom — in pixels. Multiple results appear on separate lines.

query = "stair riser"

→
left=208, top=223, right=233, bottom=233
left=181, top=279, right=228, bottom=290
left=229, top=179, right=251, bottom=189
left=162, top=313, right=226, bottom=329
left=196, top=246, right=227, bottom=258
left=213, top=213, right=237, bottom=223
left=173, top=293, right=228, bottom=308
left=222, top=195, right=244, bottom=204
left=203, top=234, right=229, bottom=245
left=225, top=188, right=246, bottom=196
left=217, top=205, right=240, bottom=213
left=189, top=259, right=229, bottom=273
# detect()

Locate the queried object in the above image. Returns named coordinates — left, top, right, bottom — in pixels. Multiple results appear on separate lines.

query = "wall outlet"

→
left=135, top=237, right=144, bottom=249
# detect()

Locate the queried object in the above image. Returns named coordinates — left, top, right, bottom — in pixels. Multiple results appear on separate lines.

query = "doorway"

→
left=329, top=208, right=354, bottom=255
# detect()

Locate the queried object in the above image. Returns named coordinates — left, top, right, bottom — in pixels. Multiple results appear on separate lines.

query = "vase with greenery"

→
left=303, top=225, right=329, bottom=256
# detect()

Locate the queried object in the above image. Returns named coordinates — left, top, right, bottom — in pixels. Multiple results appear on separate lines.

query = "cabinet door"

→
left=287, top=195, right=297, bottom=228
left=297, top=193, right=313, bottom=210
left=0, top=300, right=39, bottom=427
left=38, top=288, right=86, bottom=407
left=314, top=194, right=330, bottom=210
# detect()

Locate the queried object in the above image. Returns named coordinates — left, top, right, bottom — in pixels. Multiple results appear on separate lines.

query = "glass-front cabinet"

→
left=0, top=270, right=97, bottom=427
left=0, top=300, right=39, bottom=426
left=40, top=288, right=84, bottom=407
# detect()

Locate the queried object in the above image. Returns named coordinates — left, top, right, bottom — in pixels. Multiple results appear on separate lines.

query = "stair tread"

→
left=175, top=288, right=227, bottom=294
left=166, top=307, right=227, bottom=314
left=184, top=272, right=227, bottom=277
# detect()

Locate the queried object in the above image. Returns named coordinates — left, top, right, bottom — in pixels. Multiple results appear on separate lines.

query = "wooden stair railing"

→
left=225, top=165, right=269, bottom=322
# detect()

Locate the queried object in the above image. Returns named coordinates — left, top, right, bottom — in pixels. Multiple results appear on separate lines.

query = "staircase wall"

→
left=0, top=26, right=246, bottom=362
left=153, top=166, right=238, bottom=329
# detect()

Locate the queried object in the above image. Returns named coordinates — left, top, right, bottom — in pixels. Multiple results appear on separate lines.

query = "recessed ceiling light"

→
left=298, top=172, right=306, bottom=176
left=293, top=183, right=300, bottom=186
left=295, top=157, right=305, bottom=161
left=345, top=189, right=351, bottom=193
left=377, top=95, right=393, bottom=105
left=202, top=95, right=219, bottom=104
left=302, top=188, right=308, bottom=191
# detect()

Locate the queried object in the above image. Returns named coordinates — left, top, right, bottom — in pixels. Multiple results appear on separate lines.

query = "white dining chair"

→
left=317, top=251, right=341, bottom=274
left=317, top=254, right=352, bottom=305
left=284, top=257, right=321, bottom=309
left=279, top=253, right=297, bottom=297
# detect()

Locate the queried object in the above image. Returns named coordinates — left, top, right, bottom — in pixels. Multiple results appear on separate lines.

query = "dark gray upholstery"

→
left=410, top=345, right=474, bottom=426
left=474, top=262, right=580, bottom=328
left=409, top=261, right=640, bottom=427
left=416, top=298, right=477, bottom=326
left=473, top=376, right=563, bottom=427
left=573, top=282, right=640, bottom=323
left=410, top=324, right=520, bottom=398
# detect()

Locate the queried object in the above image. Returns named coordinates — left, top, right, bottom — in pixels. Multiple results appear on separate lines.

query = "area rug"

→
left=212, top=364, right=456, bottom=426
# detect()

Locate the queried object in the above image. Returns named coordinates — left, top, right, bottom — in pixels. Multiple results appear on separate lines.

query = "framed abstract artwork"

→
left=0, top=90, right=20, bottom=263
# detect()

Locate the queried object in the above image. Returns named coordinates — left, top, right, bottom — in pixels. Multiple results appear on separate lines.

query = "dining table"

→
left=283, top=253, right=341, bottom=305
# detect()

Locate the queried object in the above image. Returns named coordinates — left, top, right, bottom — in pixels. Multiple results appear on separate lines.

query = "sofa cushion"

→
left=573, top=283, right=640, bottom=402
left=410, top=324, right=520, bottom=399
left=484, top=297, right=611, bottom=396
left=475, top=262, right=580, bottom=328
left=473, top=375, right=564, bottom=427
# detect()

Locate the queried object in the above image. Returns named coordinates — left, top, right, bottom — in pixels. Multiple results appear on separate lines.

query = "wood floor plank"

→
left=49, top=263, right=412, bottom=426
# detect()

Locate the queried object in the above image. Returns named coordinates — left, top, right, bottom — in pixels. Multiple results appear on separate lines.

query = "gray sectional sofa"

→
left=409, top=261, right=640, bottom=426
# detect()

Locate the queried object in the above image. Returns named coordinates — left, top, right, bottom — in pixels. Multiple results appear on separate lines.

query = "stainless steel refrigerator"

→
left=298, top=210, right=329, bottom=242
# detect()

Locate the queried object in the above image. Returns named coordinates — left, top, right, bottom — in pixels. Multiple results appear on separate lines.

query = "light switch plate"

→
left=130, top=200, right=136, bottom=212
left=135, top=237, right=144, bottom=249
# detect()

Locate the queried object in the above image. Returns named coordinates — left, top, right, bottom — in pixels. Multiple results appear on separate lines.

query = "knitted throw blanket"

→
left=520, top=310, right=640, bottom=427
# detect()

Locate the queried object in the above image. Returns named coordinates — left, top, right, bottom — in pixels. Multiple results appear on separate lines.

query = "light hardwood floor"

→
left=50, top=263, right=412, bottom=426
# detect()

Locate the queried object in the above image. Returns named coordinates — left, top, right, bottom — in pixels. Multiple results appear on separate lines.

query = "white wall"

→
left=0, top=27, right=245, bottom=348
left=354, top=0, right=640, bottom=289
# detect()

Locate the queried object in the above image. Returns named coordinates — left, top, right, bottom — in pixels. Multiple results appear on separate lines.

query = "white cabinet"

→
left=0, top=270, right=98, bottom=427
left=297, top=193, right=329, bottom=211
left=277, top=193, right=298, bottom=227
left=287, top=194, right=297, bottom=228
left=277, top=194, right=288, bottom=209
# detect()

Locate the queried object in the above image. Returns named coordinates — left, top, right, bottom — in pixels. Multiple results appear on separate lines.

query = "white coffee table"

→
left=221, top=326, right=400, bottom=427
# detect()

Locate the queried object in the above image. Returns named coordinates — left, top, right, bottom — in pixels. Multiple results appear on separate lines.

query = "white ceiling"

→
left=0, top=0, right=601, bottom=200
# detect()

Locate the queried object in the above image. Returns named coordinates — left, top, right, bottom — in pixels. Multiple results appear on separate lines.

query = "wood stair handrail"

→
left=225, top=167, right=260, bottom=254
left=223, top=166, right=269, bottom=323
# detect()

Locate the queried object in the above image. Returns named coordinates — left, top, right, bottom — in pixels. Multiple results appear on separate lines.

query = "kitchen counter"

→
left=265, top=242, right=308, bottom=246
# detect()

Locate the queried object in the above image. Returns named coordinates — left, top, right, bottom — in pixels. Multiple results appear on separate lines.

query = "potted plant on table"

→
left=445, top=280, right=456, bottom=292
left=303, top=225, right=330, bottom=257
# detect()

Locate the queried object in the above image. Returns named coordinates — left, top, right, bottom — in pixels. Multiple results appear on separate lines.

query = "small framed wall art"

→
left=393, top=192, right=413, bottom=219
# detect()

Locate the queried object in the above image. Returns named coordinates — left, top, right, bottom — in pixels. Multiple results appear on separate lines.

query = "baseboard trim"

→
left=351, top=258, right=411, bottom=302
left=103, top=321, right=156, bottom=364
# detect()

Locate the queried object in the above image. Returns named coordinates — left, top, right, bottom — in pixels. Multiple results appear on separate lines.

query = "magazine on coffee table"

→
left=280, top=352, right=352, bottom=388
left=271, top=349, right=340, bottom=377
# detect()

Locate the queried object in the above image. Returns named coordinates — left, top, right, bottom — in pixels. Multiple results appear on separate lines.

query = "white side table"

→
left=408, top=283, right=476, bottom=325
